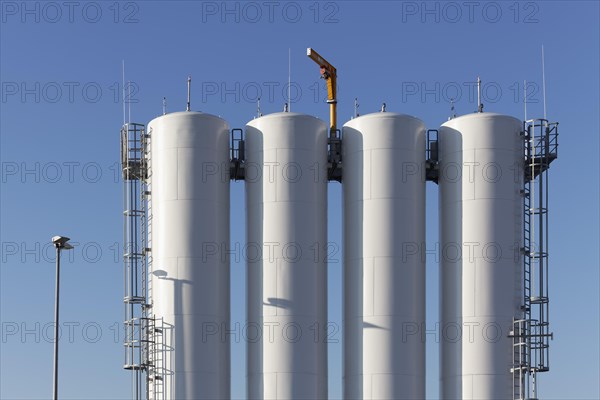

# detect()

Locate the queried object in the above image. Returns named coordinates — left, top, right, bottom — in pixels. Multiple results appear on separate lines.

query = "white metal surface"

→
left=148, top=111, right=230, bottom=399
left=342, top=112, right=426, bottom=400
left=245, top=112, right=328, bottom=400
left=439, top=113, right=523, bottom=399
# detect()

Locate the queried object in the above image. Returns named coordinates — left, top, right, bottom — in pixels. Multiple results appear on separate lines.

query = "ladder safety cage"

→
left=121, top=122, right=147, bottom=399
left=512, top=118, right=558, bottom=400
left=121, top=122, right=166, bottom=400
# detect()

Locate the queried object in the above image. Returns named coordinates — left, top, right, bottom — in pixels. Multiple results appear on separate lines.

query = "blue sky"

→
left=1, top=1, right=599, bottom=399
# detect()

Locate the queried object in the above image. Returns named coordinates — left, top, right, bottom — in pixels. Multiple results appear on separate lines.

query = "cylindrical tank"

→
left=245, top=112, right=328, bottom=400
left=148, top=111, right=230, bottom=399
left=439, top=113, right=523, bottom=399
left=342, top=112, right=426, bottom=400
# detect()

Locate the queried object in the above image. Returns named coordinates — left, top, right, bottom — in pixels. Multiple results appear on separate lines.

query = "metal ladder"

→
left=512, top=119, right=558, bottom=400
left=146, top=315, right=167, bottom=400
left=122, top=122, right=165, bottom=400
left=512, top=319, right=530, bottom=399
left=141, top=127, right=164, bottom=400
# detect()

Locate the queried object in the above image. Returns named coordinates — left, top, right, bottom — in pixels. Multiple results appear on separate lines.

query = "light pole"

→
left=51, top=236, right=73, bottom=400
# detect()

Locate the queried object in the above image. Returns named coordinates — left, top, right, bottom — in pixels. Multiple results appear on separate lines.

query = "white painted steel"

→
left=439, top=113, right=523, bottom=399
left=245, top=112, right=328, bottom=400
left=342, top=112, right=426, bottom=400
left=148, top=111, right=230, bottom=399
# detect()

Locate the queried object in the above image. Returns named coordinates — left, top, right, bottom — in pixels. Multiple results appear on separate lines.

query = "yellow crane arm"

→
left=307, top=48, right=337, bottom=133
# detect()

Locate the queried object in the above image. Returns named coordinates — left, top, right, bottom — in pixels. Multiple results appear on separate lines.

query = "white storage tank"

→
left=245, top=112, right=328, bottom=400
left=342, top=112, right=426, bottom=399
left=439, top=112, right=523, bottom=399
left=148, top=111, right=231, bottom=399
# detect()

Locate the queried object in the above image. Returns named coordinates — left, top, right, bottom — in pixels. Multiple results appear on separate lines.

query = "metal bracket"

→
left=425, top=129, right=439, bottom=183
left=230, top=128, right=245, bottom=180
left=328, top=129, right=342, bottom=182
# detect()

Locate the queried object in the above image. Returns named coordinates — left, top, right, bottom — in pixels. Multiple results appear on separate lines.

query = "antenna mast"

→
left=288, top=48, right=292, bottom=112
left=542, top=45, right=547, bottom=121
left=257, top=97, right=262, bottom=117
left=122, top=60, right=126, bottom=124
left=128, top=81, right=131, bottom=123
left=524, top=80, right=527, bottom=121
left=477, top=76, right=483, bottom=113
left=187, top=76, right=192, bottom=111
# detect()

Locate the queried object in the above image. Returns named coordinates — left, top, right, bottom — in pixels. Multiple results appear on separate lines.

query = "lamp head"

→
left=52, top=236, right=73, bottom=249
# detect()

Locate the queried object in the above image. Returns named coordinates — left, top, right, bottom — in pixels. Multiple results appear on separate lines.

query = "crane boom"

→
left=307, top=48, right=337, bottom=134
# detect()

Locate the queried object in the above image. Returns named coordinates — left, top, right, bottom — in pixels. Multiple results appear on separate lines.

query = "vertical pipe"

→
left=330, top=102, right=337, bottom=134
